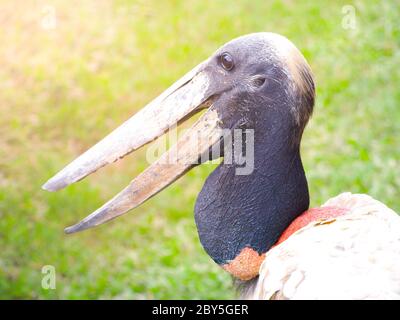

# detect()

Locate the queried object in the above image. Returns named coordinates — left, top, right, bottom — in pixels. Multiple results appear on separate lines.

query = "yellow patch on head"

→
left=266, top=33, right=313, bottom=93
left=264, top=33, right=315, bottom=126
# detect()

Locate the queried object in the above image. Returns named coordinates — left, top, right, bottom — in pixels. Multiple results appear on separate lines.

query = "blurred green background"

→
left=0, top=0, right=399, bottom=299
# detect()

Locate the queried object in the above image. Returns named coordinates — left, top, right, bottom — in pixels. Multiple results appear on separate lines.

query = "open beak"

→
left=42, top=60, right=226, bottom=233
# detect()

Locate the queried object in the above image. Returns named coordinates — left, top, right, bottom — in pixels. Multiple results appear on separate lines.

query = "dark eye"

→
left=219, top=52, right=234, bottom=71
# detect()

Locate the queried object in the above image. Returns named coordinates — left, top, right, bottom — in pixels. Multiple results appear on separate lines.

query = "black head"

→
left=194, top=33, right=315, bottom=280
left=203, top=32, right=314, bottom=141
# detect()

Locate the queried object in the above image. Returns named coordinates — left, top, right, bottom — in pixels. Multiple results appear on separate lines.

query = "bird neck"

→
left=194, top=115, right=310, bottom=281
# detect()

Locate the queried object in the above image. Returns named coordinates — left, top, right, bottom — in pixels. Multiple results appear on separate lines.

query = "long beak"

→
left=42, top=61, right=226, bottom=233
left=42, top=60, right=211, bottom=192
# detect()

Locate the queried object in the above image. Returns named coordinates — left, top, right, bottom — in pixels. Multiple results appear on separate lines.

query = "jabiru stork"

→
left=43, top=33, right=400, bottom=299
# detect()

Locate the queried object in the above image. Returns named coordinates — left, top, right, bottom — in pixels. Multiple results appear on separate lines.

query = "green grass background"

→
left=0, top=0, right=399, bottom=299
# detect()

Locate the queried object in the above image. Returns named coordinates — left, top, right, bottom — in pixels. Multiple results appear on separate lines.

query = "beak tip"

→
left=64, top=227, right=73, bottom=234
left=42, top=178, right=65, bottom=192
left=64, top=216, right=98, bottom=234
left=41, top=182, right=54, bottom=192
left=64, top=224, right=82, bottom=234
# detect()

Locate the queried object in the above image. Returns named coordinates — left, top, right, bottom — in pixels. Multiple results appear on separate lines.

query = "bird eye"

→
left=219, top=52, right=234, bottom=71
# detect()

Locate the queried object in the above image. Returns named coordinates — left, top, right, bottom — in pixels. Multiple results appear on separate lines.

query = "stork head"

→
left=43, top=33, right=315, bottom=281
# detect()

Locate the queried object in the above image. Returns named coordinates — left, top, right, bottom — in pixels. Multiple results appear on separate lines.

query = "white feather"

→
left=246, top=193, right=400, bottom=300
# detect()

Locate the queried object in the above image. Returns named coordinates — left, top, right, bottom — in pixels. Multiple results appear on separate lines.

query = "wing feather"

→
left=249, top=193, right=400, bottom=300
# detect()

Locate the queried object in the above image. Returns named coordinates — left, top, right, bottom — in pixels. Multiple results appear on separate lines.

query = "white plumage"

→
left=246, top=193, right=400, bottom=300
